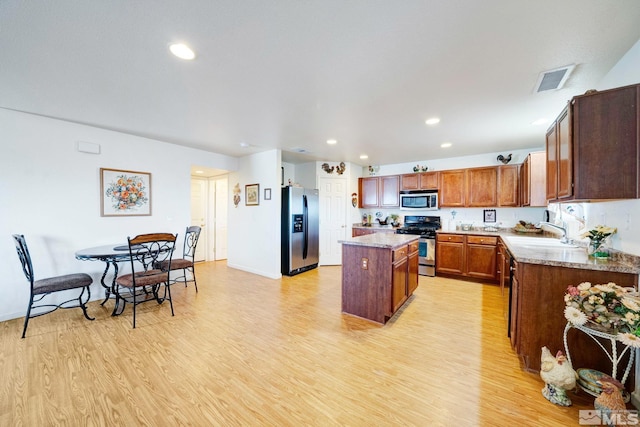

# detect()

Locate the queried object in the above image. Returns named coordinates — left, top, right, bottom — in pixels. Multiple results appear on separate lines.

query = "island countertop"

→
left=339, top=233, right=419, bottom=249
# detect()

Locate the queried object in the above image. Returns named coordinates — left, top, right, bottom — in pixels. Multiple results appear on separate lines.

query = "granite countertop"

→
left=437, top=228, right=640, bottom=274
left=340, top=233, right=418, bottom=249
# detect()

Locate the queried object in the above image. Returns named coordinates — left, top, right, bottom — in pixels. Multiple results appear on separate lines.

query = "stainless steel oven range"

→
left=395, top=215, right=441, bottom=276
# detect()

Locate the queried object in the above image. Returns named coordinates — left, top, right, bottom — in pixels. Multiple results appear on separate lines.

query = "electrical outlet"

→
left=361, top=258, right=368, bottom=270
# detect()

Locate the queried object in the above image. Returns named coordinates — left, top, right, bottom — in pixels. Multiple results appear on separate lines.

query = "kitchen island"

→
left=339, top=233, right=419, bottom=324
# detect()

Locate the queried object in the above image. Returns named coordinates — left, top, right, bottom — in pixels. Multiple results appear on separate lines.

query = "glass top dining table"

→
left=75, top=244, right=132, bottom=314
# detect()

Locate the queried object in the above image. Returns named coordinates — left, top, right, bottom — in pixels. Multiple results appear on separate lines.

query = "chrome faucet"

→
left=538, top=221, right=569, bottom=243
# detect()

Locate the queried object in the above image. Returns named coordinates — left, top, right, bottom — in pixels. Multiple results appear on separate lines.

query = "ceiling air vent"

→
left=534, top=64, right=575, bottom=93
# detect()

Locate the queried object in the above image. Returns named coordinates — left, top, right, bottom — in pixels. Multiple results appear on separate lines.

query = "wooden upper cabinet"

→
left=466, top=167, right=497, bottom=207
left=572, top=84, right=640, bottom=199
left=439, top=169, right=466, bottom=207
left=546, top=120, right=559, bottom=201
left=358, top=175, right=399, bottom=208
left=497, top=165, right=519, bottom=207
left=522, top=152, right=546, bottom=207
left=557, top=108, right=572, bottom=199
left=546, top=105, right=572, bottom=201
left=400, top=172, right=439, bottom=190
left=546, top=83, right=640, bottom=202
left=379, top=175, right=400, bottom=207
left=359, top=177, right=379, bottom=208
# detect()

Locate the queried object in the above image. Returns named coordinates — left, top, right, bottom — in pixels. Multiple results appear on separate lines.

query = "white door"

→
left=213, top=176, right=228, bottom=260
left=318, top=176, right=347, bottom=265
left=190, top=179, right=207, bottom=262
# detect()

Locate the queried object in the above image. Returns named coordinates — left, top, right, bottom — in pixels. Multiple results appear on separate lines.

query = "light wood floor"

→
left=1, top=262, right=599, bottom=426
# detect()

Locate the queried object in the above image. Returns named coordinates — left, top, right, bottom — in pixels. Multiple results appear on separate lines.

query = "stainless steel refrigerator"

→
left=281, top=187, right=319, bottom=276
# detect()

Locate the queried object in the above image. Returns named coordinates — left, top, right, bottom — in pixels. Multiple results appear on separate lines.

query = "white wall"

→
left=0, top=109, right=237, bottom=321
left=226, top=150, right=282, bottom=279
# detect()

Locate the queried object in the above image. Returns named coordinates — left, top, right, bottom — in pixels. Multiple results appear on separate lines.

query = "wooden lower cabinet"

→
left=435, top=233, right=497, bottom=282
left=435, top=234, right=464, bottom=275
left=511, top=262, right=638, bottom=385
left=352, top=227, right=396, bottom=237
left=341, top=239, right=419, bottom=324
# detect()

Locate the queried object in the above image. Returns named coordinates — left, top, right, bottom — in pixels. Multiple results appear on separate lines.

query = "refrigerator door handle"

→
left=303, top=194, right=308, bottom=259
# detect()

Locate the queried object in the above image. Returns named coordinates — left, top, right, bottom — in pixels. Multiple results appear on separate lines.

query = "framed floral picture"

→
left=100, top=168, right=152, bottom=216
left=245, top=183, right=259, bottom=206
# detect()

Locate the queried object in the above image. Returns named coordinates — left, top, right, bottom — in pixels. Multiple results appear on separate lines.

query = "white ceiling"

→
left=2, top=1, right=640, bottom=168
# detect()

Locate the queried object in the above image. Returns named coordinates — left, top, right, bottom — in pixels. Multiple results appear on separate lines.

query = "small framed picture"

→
left=245, top=183, right=259, bottom=206
left=484, top=209, right=496, bottom=223
left=264, top=188, right=272, bottom=201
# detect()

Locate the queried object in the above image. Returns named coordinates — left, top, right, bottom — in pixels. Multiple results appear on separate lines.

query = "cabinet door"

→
left=520, top=157, right=530, bottom=207
left=352, top=228, right=375, bottom=237
left=466, top=167, right=497, bottom=207
left=435, top=236, right=465, bottom=275
left=557, top=107, right=572, bottom=199
left=546, top=124, right=558, bottom=201
left=359, top=177, right=379, bottom=208
left=529, top=152, right=547, bottom=207
left=573, top=85, right=639, bottom=199
left=401, top=173, right=419, bottom=190
left=439, top=170, right=466, bottom=207
left=392, top=257, right=408, bottom=313
left=466, top=243, right=497, bottom=280
left=497, top=165, right=519, bottom=207
left=510, top=265, right=519, bottom=349
left=419, top=172, right=439, bottom=189
left=380, top=175, right=400, bottom=207
left=407, top=245, right=419, bottom=296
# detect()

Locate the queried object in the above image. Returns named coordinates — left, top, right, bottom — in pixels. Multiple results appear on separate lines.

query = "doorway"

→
left=318, top=176, right=347, bottom=265
left=190, top=175, right=228, bottom=261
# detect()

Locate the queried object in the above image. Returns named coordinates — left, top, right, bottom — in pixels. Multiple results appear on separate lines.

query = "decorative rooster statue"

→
left=540, top=346, right=577, bottom=406
left=336, top=162, right=346, bottom=175
left=321, top=163, right=334, bottom=174
left=497, top=153, right=512, bottom=164
left=594, top=376, right=627, bottom=426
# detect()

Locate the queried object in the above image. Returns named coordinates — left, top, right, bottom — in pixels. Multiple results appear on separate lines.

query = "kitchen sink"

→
left=504, top=235, right=580, bottom=248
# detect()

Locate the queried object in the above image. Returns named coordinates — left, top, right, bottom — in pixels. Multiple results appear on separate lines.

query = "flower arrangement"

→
left=105, top=174, right=148, bottom=211
left=564, top=282, right=640, bottom=347
left=580, top=225, right=616, bottom=257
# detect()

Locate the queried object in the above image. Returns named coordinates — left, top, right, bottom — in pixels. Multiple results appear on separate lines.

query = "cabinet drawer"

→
left=467, top=235, right=497, bottom=245
left=393, top=245, right=408, bottom=261
left=408, top=241, right=419, bottom=253
left=437, top=234, right=464, bottom=243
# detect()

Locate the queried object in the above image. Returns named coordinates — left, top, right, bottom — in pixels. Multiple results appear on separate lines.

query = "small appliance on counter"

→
left=396, top=215, right=441, bottom=276
left=281, top=187, right=319, bottom=276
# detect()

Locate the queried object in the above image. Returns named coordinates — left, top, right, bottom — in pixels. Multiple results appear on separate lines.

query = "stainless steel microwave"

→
left=399, top=190, right=438, bottom=210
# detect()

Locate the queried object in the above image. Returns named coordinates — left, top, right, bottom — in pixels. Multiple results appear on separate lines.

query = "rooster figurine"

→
left=594, top=376, right=627, bottom=426
left=540, top=346, right=577, bottom=406
left=497, top=153, right=512, bottom=164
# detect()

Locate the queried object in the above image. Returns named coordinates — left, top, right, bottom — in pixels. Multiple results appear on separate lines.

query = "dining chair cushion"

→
left=155, top=258, right=193, bottom=271
left=34, top=273, right=93, bottom=295
left=116, top=269, right=167, bottom=288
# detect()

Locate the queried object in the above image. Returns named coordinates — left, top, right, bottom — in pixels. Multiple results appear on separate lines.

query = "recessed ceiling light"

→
left=441, top=142, right=452, bottom=148
left=425, top=117, right=441, bottom=126
left=169, top=43, right=196, bottom=60
left=531, top=118, right=549, bottom=126
left=360, top=154, right=369, bottom=159
left=239, top=142, right=250, bottom=148
left=195, top=170, right=204, bottom=174
left=327, top=139, right=337, bottom=145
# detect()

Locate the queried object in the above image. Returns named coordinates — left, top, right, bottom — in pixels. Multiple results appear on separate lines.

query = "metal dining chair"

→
left=12, top=234, right=94, bottom=338
left=155, top=226, right=201, bottom=292
left=114, top=233, right=177, bottom=328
